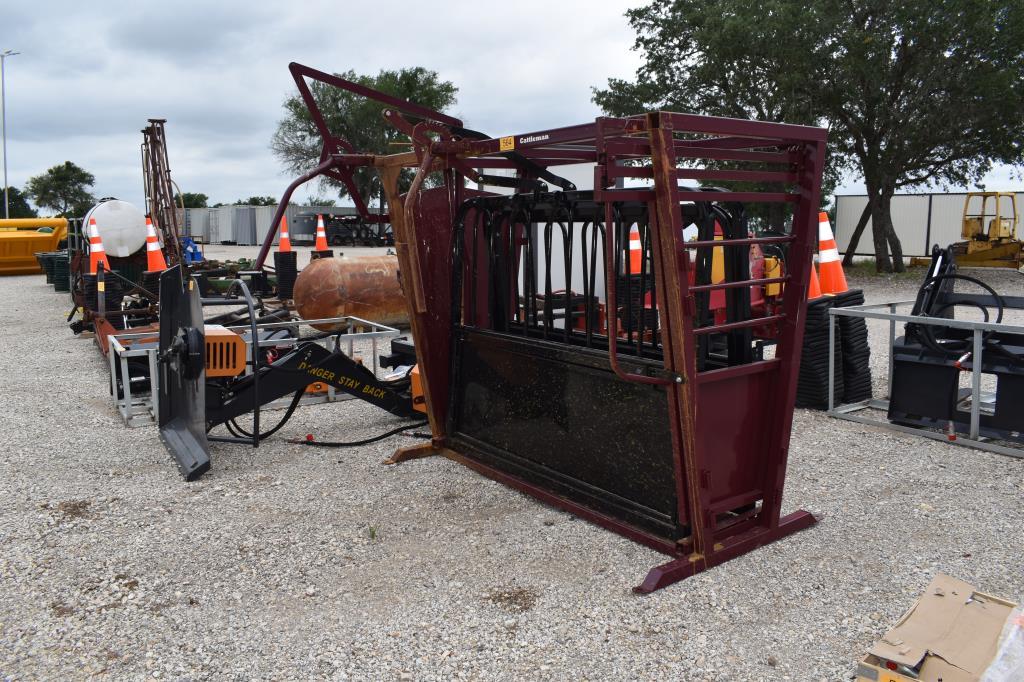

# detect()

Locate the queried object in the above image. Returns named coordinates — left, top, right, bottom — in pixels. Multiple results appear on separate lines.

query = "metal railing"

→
left=107, top=315, right=403, bottom=427
left=828, top=301, right=1024, bottom=459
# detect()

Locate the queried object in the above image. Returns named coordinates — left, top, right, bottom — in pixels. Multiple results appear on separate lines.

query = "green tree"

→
left=594, top=0, right=1024, bottom=272
left=175, top=192, right=209, bottom=208
left=235, top=196, right=277, bottom=206
left=816, top=0, right=1024, bottom=271
left=25, top=161, right=96, bottom=218
left=271, top=67, right=457, bottom=207
left=593, top=2, right=842, bottom=235
left=304, top=195, right=336, bottom=207
left=2, top=186, right=37, bottom=218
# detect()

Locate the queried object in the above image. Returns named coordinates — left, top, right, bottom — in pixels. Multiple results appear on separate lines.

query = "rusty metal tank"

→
left=292, top=255, right=408, bottom=331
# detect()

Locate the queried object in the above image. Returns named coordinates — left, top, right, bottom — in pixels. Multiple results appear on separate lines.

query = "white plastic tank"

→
left=83, top=199, right=147, bottom=257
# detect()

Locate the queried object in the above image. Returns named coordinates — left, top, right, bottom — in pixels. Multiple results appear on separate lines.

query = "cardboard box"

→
left=856, top=574, right=1017, bottom=682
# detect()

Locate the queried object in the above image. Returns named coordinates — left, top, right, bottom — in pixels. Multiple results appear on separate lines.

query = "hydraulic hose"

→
left=224, top=389, right=305, bottom=441
left=288, top=421, right=429, bottom=448
left=910, top=272, right=1022, bottom=365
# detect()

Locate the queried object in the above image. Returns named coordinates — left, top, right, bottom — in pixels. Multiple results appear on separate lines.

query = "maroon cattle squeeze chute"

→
left=257, top=63, right=827, bottom=593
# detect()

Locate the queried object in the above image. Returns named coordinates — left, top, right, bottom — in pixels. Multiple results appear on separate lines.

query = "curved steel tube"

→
left=603, top=202, right=672, bottom=386
left=402, top=146, right=435, bottom=314
left=254, top=157, right=337, bottom=269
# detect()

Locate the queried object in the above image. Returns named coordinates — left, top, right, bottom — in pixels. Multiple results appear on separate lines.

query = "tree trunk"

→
left=842, top=203, right=872, bottom=267
left=884, top=206, right=905, bottom=272
left=868, top=188, right=894, bottom=273
left=872, top=189, right=905, bottom=273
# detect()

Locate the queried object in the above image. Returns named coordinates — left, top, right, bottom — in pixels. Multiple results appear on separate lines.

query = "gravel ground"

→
left=1, top=256, right=1022, bottom=681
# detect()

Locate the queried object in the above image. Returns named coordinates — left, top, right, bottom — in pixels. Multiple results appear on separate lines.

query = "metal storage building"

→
left=835, top=191, right=1024, bottom=257
left=183, top=204, right=365, bottom=245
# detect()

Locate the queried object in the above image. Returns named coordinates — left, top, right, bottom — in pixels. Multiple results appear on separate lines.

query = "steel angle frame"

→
left=828, top=301, right=1024, bottom=459
left=108, top=331, right=161, bottom=427
left=107, top=316, right=403, bottom=427
left=219, top=315, right=403, bottom=416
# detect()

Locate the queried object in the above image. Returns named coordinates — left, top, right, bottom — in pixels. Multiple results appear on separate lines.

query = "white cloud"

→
left=7, top=1, right=1014, bottom=213
left=2, top=1, right=645, bottom=208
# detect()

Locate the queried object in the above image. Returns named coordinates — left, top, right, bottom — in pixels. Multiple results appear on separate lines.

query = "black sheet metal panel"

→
left=448, top=328, right=682, bottom=540
left=888, top=351, right=960, bottom=423
left=993, top=372, right=1024, bottom=432
left=157, top=265, right=211, bottom=480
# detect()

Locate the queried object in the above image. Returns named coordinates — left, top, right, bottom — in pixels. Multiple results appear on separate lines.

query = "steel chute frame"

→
left=253, top=62, right=827, bottom=593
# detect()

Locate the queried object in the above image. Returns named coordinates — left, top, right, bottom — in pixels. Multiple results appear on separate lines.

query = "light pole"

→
left=1, top=49, right=20, bottom=220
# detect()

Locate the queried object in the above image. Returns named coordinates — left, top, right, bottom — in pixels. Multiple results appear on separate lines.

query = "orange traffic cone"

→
left=314, top=214, right=329, bottom=251
left=627, top=223, right=642, bottom=274
left=278, top=215, right=292, bottom=253
left=808, top=261, right=822, bottom=299
left=143, top=217, right=168, bottom=272
left=817, top=211, right=848, bottom=294
left=87, top=218, right=111, bottom=274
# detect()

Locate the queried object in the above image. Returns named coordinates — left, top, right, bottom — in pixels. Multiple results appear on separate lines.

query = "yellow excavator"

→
left=951, top=191, right=1021, bottom=268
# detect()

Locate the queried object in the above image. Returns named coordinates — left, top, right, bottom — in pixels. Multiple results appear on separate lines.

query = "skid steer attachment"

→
left=157, top=265, right=210, bottom=480
left=156, top=264, right=418, bottom=480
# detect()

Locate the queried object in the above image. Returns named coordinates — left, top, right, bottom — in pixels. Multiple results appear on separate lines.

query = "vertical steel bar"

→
left=759, top=135, right=826, bottom=530
left=828, top=311, right=836, bottom=412
left=585, top=222, right=598, bottom=346
left=122, top=351, right=133, bottom=423
left=888, top=302, right=897, bottom=399
left=0, top=51, right=12, bottom=220
left=109, top=336, right=120, bottom=419
left=148, top=344, right=160, bottom=422
left=620, top=210, right=636, bottom=346
left=647, top=114, right=706, bottom=559
left=542, top=221, right=552, bottom=337
left=97, top=264, right=106, bottom=317
left=562, top=205, right=574, bottom=342
left=633, top=214, right=645, bottom=351
left=971, top=329, right=982, bottom=440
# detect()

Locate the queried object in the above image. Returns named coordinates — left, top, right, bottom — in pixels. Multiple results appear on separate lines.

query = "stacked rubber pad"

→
left=36, top=251, right=59, bottom=283
left=832, top=289, right=872, bottom=403
left=51, top=252, right=70, bottom=292
left=795, top=289, right=872, bottom=409
left=795, top=297, right=843, bottom=409
left=274, top=251, right=298, bottom=300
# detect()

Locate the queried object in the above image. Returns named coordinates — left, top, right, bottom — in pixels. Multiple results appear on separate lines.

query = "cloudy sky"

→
left=2, top=1, right=1018, bottom=212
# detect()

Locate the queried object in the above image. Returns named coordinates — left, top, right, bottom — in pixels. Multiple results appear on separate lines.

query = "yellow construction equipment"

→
left=951, top=192, right=1022, bottom=268
left=0, top=218, right=68, bottom=275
